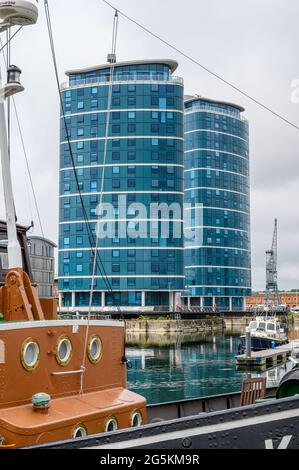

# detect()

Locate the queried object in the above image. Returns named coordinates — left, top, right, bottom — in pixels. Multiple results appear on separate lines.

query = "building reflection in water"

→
left=126, top=330, right=296, bottom=405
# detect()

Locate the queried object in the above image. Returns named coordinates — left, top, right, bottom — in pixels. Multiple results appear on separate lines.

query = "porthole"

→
left=130, top=411, right=143, bottom=428
left=104, top=417, right=118, bottom=433
left=87, top=335, right=102, bottom=364
left=73, top=424, right=87, bottom=439
left=21, top=338, right=40, bottom=371
left=56, top=336, right=72, bottom=366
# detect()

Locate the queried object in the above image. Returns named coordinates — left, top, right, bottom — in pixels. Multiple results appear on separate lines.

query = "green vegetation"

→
left=0, top=313, right=4, bottom=321
left=138, top=315, right=172, bottom=321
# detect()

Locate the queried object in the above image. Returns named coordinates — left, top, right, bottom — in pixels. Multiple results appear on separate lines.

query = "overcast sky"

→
left=1, top=0, right=298, bottom=291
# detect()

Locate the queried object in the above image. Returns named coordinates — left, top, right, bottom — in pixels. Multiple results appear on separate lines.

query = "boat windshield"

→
left=257, top=322, right=266, bottom=330
left=266, top=323, right=275, bottom=331
left=249, top=321, right=257, bottom=330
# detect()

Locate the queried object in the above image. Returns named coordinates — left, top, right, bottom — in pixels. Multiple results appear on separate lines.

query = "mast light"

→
left=4, top=64, right=24, bottom=98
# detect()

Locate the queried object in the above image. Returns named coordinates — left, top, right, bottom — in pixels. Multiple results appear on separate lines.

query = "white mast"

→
left=0, top=1, right=38, bottom=268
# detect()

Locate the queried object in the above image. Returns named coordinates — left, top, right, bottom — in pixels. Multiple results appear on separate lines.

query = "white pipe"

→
left=0, top=70, right=22, bottom=269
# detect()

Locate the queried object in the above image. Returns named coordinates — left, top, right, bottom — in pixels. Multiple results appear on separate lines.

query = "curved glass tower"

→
left=58, top=60, right=184, bottom=310
left=183, top=96, right=251, bottom=310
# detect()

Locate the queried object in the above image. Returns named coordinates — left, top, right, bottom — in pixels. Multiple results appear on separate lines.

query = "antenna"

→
left=264, top=218, right=280, bottom=309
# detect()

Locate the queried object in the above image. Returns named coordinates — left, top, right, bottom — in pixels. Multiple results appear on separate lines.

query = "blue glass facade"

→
left=58, top=60, right=185, bottom=309
left=183, top=97, right=251, bottom=309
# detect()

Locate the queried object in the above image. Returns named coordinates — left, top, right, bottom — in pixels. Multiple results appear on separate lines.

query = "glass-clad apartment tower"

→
left=183, top=96, right=251, bottom=310
left=58, top=60, right=184, bottom=311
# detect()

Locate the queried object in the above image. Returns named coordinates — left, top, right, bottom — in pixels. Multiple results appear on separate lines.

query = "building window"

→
left=113, top=112, right=120, bottom=120
left=112, top=151, right=120, bottom=161
left=159, top=98, right=166, bottom=109
left=128, top=151, right=136, bottom=161
left=128, top=179, right=136, bottom=188
left=90, top=181, right=98, bottom=192
left=112, top=124, right=120, bottom=133
left=128, top=263, right=136, bottom=272
left=128, top=112, right=136, bottom=119
left=151, top=263, right=159, bottom=273
left=77, top=101, right=84, bottom=110
left=76, top=264, right=83, bottom=273
left=112, top=263, right=120, bottom=273
left=128, top=84, right=136, bottom=92
left=128, top=124, right=136, bottom=133
left=112, top=179, right=120, bottom=189
left=112, top=250, right=120, bottom=258
left=91, top=126, right=98, bottom=136
left=128, top=97, right=136, bottom=106
left=112, top=97, right=120, bottom=106
left=113, top=166, right=120, bottom=174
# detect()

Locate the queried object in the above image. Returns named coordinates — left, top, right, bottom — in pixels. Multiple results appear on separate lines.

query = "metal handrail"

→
left=61, top=74, right=184, bottom=90
left=185, top=104, right=248, bottom=122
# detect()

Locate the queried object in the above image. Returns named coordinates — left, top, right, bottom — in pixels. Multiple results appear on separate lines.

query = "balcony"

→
left=60, top=73, right=184, bottom=90
left=185, top=103, right=248, bottom=122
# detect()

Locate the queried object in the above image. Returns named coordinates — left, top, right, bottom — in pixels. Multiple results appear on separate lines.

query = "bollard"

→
left=245, top=327, right=251, bottom=357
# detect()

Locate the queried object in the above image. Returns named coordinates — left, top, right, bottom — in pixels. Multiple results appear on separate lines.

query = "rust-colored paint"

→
left=0, top=322, right=146, bottom=447
left=0, top=269, right=45, bottom=322
left=0, top=269, right=147, bottom=448
left=40, top=298, right=58, bottom=321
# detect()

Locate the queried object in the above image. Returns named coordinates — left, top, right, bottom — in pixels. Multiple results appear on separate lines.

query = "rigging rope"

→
left=0, top=26, right=22, bottom=55
left=43, top=1, right=128, bottom=395
left=80, top=10, right=119, bottom=394
left=44, top=0, right=115, bottom=295
left=102, top=0, right=299, bottom=133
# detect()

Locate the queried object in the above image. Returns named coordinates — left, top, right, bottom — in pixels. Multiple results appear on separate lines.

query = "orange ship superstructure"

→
left=0, top=268, right=146, bottom=448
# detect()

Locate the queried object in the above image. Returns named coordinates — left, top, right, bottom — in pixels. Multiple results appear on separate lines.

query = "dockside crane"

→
left=264, top=218, right=280, bottom=308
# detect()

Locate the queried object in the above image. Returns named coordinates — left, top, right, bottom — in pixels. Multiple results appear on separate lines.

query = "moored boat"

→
left=239, top=316, right=288, bottom=352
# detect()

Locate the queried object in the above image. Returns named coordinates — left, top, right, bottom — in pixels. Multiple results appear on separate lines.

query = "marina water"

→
left=126, top=328, right=297, bottom=405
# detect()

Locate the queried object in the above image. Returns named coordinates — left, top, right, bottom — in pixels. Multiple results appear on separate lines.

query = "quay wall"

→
left=126, top=318, right=224, bottom=334
left=125, top=314, right=297, bottom=335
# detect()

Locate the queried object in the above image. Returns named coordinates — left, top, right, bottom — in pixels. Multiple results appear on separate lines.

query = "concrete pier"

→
left=236, top=343, right=293, bottom=369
